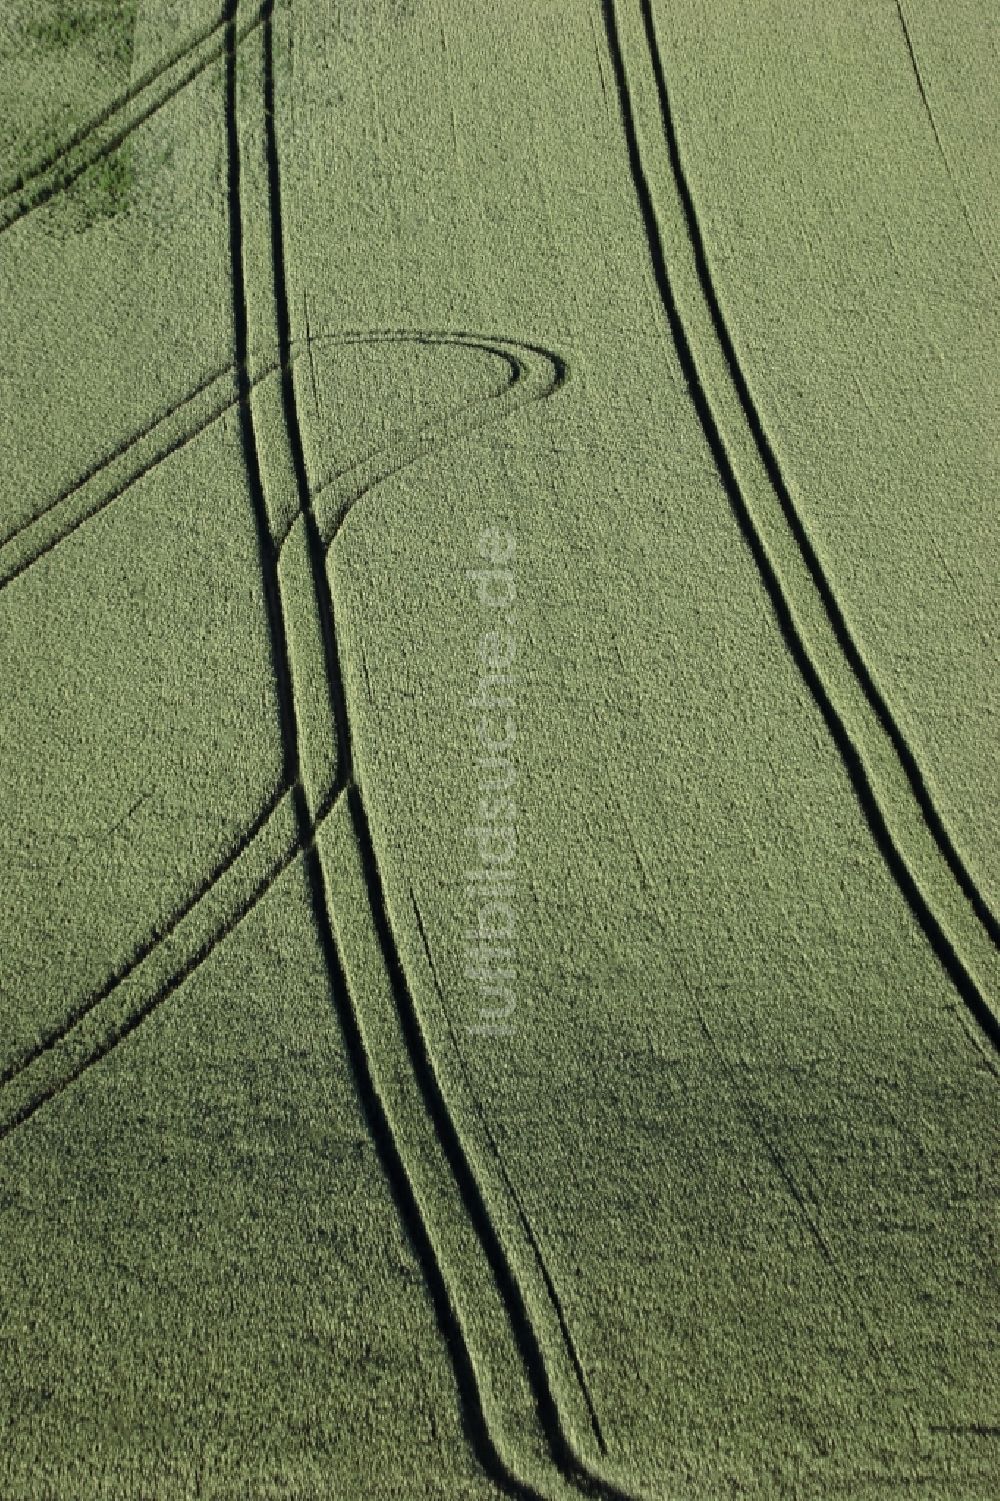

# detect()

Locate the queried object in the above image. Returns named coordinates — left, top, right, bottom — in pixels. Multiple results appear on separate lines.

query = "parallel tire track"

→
left=0, top=792, right=302, bottom=1143
left=636, top=0, right=1000, bottom=961
left=309, top=809, right=544, bottom=1501
left=0, top=364, right=229, bottom=557
left=225, top=0, right=301, bottom=801
left=0, top=788, right=287, bottom=1092
left=256, top=4, right=635, bottom=1494
left=4, top=5, right=616, bottom=1496
left=0, top=3, right=268, bottom=235
left=252, top=5, right=588, bottom=1495
left=600, top=0, right=999, bottom=1055
left=259, top=2, right=352, bottom=799
left=250, top=0, right=539, bottom=1482
left=0, top=7, right=229, bottom=202
left=0, top=367, right=237, bottom=594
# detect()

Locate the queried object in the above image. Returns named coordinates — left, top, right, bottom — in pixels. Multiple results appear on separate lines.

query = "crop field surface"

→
left=0, top=3, right=996, bottom=1499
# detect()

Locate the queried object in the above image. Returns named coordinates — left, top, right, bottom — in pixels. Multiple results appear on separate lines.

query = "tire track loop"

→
left=0, top=355, right=559, bottom=1116
left=0, top=330, right=538, bottom=597
left=3, top=5, right=621, bottom=1492
left=276, top=329, right=565, bottom=553
left=601, top=0, right=999, bottom=1055
left=0, top=3, right=269, bottom=235
left=638, top=0, right=1000, bottom=961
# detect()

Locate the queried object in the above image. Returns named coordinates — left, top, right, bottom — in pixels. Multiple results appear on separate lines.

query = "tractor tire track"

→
left=0, top=330, right=548, bottom=599
left=637, top=0, right=1000, bottom=959
left=312, top=802, right=553, bottom=1501
left=256, top=0, right=628, bottom=1477
left=0, top=363, right=229, bottom=557
left=0, top=789, right=304, bottom=1144
left=247, top=0, right=538, bottom=1482
left=894, top=0, right=994, bottom=279
left=0, top=3, right=268, bottom=235
left=252, top=4, right=590, bottom=1493
left=225, top=0, right=301, bottom=801
left=601, top=0, right=999, bottom=1055
left=258, top=0, right=351, bottom=804
left=0, top=5, right=230, bottom=202
left=0, top=787, right=288, bottom=1092
left=0, top=360, right=299, bottom=595
left=0, top=0, right=340, bottom=1161
left=410, top=891, right=610, bottom=1462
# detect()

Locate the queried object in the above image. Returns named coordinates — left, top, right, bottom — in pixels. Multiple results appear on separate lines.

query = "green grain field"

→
left=1, top=2, right=997, bottom=1497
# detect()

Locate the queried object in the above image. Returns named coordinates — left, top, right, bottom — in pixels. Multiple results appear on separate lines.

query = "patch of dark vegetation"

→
left=74, top=144, right=133, bottom=223
left=13, top=0, right=139, bottom=230
left=328, top=0, right=419, bottom=46
left=28, top=0, right=136, bottom=69
left=52, top=141, right=135, bottom=233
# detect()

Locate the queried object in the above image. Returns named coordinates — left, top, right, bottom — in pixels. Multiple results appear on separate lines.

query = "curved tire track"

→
left=246, top=4, right=629, bottom=1495
left=601, top=0, right=999, bottom=1055
left=3, top=3, right=624, bottom=1496
left=638, top=0, right=1000, bottom=962
left=306, top=329, right=566, bottom=553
